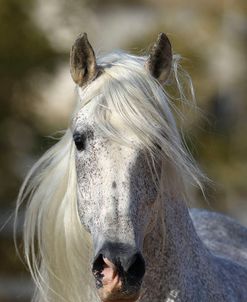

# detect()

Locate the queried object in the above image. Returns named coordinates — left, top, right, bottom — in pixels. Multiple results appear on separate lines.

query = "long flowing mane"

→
left=15, top=51, right=205, bottom=302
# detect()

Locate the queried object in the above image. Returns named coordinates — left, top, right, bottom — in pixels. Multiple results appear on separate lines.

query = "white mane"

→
left=15, top=52, right=205, bottom=302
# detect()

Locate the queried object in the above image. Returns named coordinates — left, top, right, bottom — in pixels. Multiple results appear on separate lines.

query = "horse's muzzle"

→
left=92, top=242, right=145, bottom=301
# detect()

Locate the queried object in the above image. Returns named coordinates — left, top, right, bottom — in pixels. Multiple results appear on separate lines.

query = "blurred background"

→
left=0, top=0, right=246, bottom=301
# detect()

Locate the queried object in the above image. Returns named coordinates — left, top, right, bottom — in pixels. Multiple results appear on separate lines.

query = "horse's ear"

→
left=145, top=33, right=172, bottom=85
left=70, top=33, right=98, bottom=87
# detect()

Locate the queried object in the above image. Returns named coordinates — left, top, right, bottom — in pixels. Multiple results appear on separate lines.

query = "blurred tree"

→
left=0, top=0, right=63, bottom=205
left=0, top=2, right=65, bottom=296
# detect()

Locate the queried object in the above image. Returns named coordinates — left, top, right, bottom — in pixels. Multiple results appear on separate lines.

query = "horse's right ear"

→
left=70, top=33, right=99, bottom=87
left=145, top=33, right=172, bottom=85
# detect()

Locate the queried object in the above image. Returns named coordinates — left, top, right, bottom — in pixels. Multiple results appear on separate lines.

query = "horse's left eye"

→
left=73, top=132, right=86, bottom=151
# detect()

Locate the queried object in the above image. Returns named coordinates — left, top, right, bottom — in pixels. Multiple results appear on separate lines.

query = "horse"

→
left=15, top=33, right=247, bottom=302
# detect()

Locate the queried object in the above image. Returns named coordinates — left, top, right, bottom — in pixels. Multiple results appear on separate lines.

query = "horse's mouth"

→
left=93, top=257, right=141, bottom=302
left=95, top=272, right=141, bottom=302
left=98, top=287, right=140, bottom=302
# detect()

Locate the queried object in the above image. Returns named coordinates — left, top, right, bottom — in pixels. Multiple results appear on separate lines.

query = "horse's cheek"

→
left=75, top=152, right=99, bottom=232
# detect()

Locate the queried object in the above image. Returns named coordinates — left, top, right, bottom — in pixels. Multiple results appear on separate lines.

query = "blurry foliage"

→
left=0, top=1, right=65, bottom=296
left=0, top=0, right=64, bottom=205
left=89, top=0, right=150, bottom=9
left=0, top=238, right=25, bottom=275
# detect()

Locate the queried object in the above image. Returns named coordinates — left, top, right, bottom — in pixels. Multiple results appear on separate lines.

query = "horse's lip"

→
left=95, top=271, right=141, bottom=301
left=94, top=256, right=141, bottom=301
left=98, top=289, right=140, bottom=302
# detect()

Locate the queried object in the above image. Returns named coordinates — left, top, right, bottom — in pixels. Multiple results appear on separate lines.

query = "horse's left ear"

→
left=70, top=33, right=99, bottom=87
left=145, top=33, right=172, bottom=85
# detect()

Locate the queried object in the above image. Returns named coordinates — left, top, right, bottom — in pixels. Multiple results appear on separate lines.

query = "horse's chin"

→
left=97, top=277, right=140, bottom=302
left=98, top=289, right=140, bottom=302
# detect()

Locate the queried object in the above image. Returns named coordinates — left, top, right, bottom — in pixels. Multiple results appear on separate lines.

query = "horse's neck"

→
left=141, top=197, right=224, bottom=302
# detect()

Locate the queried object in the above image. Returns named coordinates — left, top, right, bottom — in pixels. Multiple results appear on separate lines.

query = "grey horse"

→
left=17, top=33, right=247, bottom=302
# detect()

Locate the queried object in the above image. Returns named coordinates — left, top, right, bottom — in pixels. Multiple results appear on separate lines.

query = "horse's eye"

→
left=73, top=132, right=86, bottom=151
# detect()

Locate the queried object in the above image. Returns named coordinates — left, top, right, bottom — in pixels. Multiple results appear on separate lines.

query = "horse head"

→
left=70, top=33, right=172, bottom=301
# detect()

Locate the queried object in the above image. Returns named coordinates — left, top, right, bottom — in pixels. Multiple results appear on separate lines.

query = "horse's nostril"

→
left=127, top=252, right=145, bottom=282
left=92, top=253, right=105, bottom=274
left=92, top=245, right=145, bottom=287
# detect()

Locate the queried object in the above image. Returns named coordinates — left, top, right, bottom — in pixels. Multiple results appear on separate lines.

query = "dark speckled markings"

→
left=74, top=112, right=247, bottom=302
left=71, top=33, right=247, bottom=301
